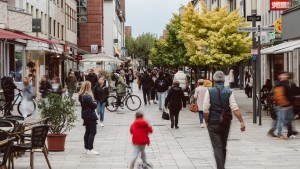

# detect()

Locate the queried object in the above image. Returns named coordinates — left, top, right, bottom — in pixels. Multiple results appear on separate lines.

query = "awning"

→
left=261, top=40, right=300, bottom=54
left=274, top=43, right=300, bottom=54
left=81, top=53, right=122, bottom=63
left=0, top=29, right=34, bottom=40
left=14, top=31, right=64, bottom=45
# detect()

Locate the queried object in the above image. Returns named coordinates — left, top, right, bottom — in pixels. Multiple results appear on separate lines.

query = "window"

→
left=57, top=0, right=59, bottom=6
left=58, top=23, right=60, bottom=38
left=41, top=12, right=44, bottom=33
left=78, top=0, right=87, bottom=23
left=31, top=6, right=34, bottom=15
left=62, top=25, right=64, bottom=40
left=54, top=20, right=56, bottom=37
left=61, top=0, right=64, bottom=9
left=36, top=9, right=39, bottom=18
left=50, top=17, right=52, bottom=35
left=26, top=3, right=30, bottom=13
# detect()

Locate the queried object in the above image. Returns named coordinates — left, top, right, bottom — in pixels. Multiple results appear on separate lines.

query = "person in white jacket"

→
left=173, top=67, right=188, bottom=91
left=194, top=79, right=208, bottom=128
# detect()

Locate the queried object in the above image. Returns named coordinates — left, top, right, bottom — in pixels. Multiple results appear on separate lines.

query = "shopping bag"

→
left=162, top=110, right=170, bottom=120
left=189, top=103, right=198, bottom=113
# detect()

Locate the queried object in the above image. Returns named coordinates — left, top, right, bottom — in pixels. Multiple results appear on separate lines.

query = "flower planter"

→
left=47, top=134, right=67, bottom=151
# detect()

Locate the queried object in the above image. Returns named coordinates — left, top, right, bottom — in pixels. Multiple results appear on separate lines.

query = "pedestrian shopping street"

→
left=12, top=84, right=300, bottom=169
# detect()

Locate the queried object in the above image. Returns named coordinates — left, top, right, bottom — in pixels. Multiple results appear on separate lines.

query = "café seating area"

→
left=0, top=116, right=51, bottom=169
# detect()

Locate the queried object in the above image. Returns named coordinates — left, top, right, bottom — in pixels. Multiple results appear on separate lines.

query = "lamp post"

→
left=252, top=0, right=257, bottom=124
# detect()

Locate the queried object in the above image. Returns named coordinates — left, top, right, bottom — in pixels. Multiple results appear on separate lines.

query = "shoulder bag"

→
left=189, top=99, right=198, bottom=113
left=217, top=88, right=232, bottom=127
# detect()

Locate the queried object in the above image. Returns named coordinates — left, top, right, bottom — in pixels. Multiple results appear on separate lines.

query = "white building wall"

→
left=104, top=1, right=114, bottom=56
left=0, top=1, right=8, bottom=29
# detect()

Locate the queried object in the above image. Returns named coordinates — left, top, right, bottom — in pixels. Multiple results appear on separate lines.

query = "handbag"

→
left=162, top=110, right=170, bottom=120
left=189, top=101, right=198, bottom=113
left=217, top=88, right=232, bottom=127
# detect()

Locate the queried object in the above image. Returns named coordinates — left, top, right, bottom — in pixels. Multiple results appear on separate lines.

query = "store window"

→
left=8, top=45, right=24, bottom=82
left=78, top=0, right=87, bottom=23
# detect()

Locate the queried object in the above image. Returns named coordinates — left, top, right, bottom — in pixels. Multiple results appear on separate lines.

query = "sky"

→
left=125, top=0, right=191, bottom=38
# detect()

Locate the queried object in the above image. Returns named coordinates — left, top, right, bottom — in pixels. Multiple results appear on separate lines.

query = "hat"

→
left=119, top=70, right=125, bottom=74
left=213, top=71, right=225, bottom=83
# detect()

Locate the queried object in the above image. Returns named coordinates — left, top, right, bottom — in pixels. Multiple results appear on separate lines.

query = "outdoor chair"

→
left=0, top=137, right=15, bottom=169
left=10, top=124, right=51, bottom=169
left=3, top=116, right=25, bottom=121
left=0, top=120, right=14, bottom=132
left=2, top=119, right=19, bottom=133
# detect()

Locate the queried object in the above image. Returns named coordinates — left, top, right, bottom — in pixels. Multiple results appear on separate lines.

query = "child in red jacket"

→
left=129, top=111, right=153, bottom=169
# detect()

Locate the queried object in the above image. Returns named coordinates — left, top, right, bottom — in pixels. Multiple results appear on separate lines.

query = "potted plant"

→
left=37, top=93, right=77, bottom=151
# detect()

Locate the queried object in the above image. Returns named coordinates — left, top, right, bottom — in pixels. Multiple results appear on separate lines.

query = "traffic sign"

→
left=251, top=49, right=258, bottom=55
left=238, top=27, right=258, bottom=32
left=261, top=27, right=275, bottom=32
left=247, top=15, right=261, bottom=21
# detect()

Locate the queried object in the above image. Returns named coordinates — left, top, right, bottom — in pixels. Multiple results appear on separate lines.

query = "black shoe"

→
left=171, top=124, right=174, bottom=128
left=175, top=126, right=179, bottom=129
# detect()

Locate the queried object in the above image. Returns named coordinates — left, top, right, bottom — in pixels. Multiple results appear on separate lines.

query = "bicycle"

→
left=0, top=88, right=36, bottom=117
left=106, top=87, right=141, bottom=112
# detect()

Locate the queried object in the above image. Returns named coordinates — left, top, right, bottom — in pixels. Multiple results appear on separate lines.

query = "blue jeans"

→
left=275, top=106, right=292, bottom=136
left=97, top=102, right=106, bottom=122
left=157, top=91, right=168, bottom=110
left=198, top=111, right=204, bottom=124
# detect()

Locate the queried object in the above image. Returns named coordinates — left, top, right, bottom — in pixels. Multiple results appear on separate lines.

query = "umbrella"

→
left=80, top=53, right=122, bottom=63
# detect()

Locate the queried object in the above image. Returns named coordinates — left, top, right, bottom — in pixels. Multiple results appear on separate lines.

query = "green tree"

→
left=125, top=35, right=136, bottom=58
left=134, top=33, right=157, bottom=65
left=179, top=2, right=251, bottom=68
left=150, top=14, right=189, bottom=67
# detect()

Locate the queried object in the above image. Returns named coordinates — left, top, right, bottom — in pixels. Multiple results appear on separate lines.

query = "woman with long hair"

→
left=78, top=81, right=99, bottom=155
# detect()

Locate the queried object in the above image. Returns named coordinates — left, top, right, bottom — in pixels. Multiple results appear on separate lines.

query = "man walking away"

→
left=141, top=71, right=152, bottom=105
left=203, top=71, right=246, bottom=169
left=66, top=71, right=78, bottom=97
left=155, top=71, right=169, bottom=111
left=173, top=67, right=188, bottom=92
left=86, top=69, right=98, bottom=88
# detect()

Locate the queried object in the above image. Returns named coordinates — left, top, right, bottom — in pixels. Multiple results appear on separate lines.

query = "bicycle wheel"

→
left=126, top=95, right=141, bottom=111
left=106, top=96, right=118, bottom=112
left=17, top=99, right=36, bottom=117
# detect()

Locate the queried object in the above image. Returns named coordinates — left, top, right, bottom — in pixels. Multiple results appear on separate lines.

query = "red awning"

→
left=0, top=29, right=34, bottom=40
left=0, top=29, right=64, bottom=45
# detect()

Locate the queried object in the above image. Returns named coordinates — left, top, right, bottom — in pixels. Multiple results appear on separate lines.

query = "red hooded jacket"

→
left=130, top=118, right=153, bottom=145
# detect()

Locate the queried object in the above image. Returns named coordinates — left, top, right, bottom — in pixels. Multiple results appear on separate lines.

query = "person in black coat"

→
left=93, top=77, right=109, bottom=127
left=141, top=72, right=153, bottom=105
left=1, top=76, right=17, bottom=115
left=39, top=75, right=52, bottom=99
left=86, top=69, right=98, bottom=88
left=165, top=80, right=186, bottom=129
left=79, top=81, right=99, bottom=155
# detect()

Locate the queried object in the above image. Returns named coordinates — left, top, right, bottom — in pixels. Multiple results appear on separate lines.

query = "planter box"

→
left=47, top=134, right=67, bottom=151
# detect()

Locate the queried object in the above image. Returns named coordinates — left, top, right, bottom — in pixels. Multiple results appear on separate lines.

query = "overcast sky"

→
left=125, top=0, right=191, bottom=38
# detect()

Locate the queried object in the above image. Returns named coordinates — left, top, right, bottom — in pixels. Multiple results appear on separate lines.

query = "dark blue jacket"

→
left=93, top=84, right=109, bottom=103
left=79, top=94, right=98, bottom=123
left=208, top=83, right=232, bottom=121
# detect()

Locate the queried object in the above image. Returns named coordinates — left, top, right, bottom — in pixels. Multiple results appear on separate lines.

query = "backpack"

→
left=1, top=76, right=15, bottom=92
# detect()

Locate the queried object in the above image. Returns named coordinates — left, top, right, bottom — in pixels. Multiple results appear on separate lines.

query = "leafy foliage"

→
left=125, top=35, right=136, bottom=57
left=150, top=14, right=188, bottom=67
left=179, top=2, right=251, bottom=67
left=38, top=94, right=77, bottom=134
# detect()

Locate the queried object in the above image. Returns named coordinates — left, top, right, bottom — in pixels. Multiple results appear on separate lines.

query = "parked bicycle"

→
left=106, top=87, right=141, bottom=112
left=0, top=88, right=36, bottom=117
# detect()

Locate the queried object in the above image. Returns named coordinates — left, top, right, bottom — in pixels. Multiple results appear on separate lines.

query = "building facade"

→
left=103, top=0, right=125, bottom=58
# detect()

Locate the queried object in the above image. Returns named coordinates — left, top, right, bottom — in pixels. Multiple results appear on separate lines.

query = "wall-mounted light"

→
left=57, top=55, right=60, bottom=58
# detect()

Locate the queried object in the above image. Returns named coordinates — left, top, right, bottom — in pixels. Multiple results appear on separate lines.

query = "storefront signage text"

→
left=270, top=0, right=289, bottom=11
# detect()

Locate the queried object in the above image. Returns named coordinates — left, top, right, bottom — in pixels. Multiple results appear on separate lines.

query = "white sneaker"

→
left=100, top=123, right=104, bottom=127
left=200, top=123, right=205, bottom=128
left=83, top=149, right=88, bottom=154
left=289, top=135, right=297, bottom=139
left=87, top=149, right=99, bottom=155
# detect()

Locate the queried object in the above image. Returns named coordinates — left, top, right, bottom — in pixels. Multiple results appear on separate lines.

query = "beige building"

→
left=0, top=0, right=80, bottom=92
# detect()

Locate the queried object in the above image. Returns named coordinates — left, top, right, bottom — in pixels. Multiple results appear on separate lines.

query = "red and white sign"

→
left=270, top=0, right=289, bottom=11
left=75, top=55, right=82, bottom=60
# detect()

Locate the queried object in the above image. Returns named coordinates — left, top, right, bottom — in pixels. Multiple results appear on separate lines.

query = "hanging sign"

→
left=270, top=0, right=289, bottom=11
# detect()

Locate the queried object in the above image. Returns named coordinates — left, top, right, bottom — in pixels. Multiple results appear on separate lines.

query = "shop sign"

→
left=270, top=32, right=276, bottom=40
left=274, top=17, right=282, bottom=33
left=32, top=19, right=41, bottom=32
left=270, top=0, right=289, bottom=11
left=91, top=45, right=98, bottom=53
left=75, top=55, right=82, bottom=60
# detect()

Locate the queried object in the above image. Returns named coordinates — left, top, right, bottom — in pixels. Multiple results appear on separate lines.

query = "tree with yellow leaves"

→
left=179, top=1, right=251, bottom=67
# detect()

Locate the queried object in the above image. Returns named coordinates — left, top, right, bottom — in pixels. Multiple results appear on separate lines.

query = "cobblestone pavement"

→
left=13, top=83, right=300, bottom=169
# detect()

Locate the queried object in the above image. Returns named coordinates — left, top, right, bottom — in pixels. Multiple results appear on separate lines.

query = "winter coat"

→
left=155, top=76, right=169, bottom=93
left=79, top=94, right=98, bottom=124
left=39, top=80, right=51, bottom=98
left=130, top=118, right=153, bottom=145
left=1, top=76, right=17, bottom=101
left=165, top=86, right=186, bottom=112
left=93, top=84, right=109, bottom=103
left=86, top=73, right=98, bottom=88
left=66, top=76, right=77, bottom=90
left=116, top=76, right=127, bottom=97
left=141, top=73, right=152, bottom=90
left=173, top=71, right=188, bottom=91
left=194, top=85, right=208, bottom=111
